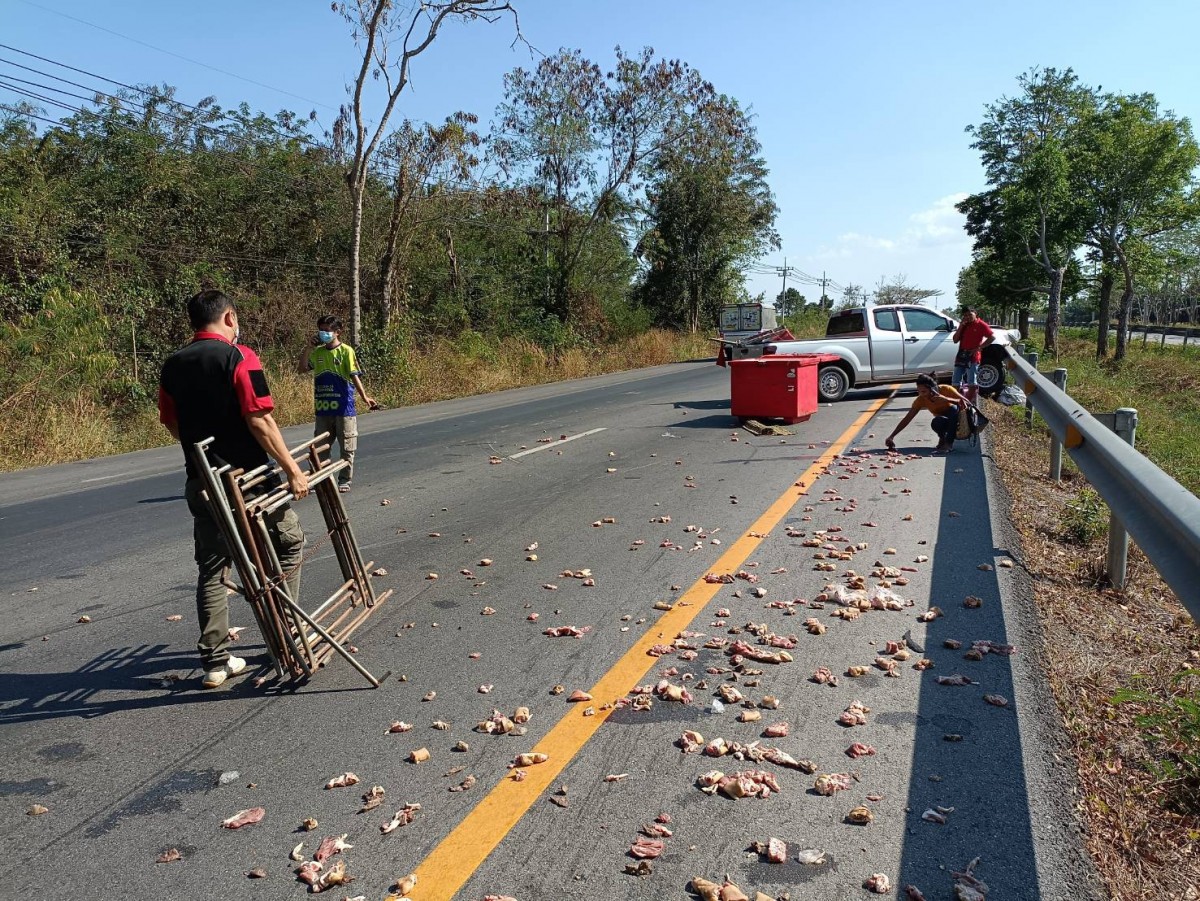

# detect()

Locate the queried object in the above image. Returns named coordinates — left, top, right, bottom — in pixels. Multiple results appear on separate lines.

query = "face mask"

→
left=318, top=330, right=335, bottom=344
left=233, top=330, right=241, bottom=344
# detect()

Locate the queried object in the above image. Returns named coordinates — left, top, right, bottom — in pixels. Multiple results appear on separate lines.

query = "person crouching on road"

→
left=884, top=373, right=965, bottom=455
left=159, top=290, right=309, bottom=689
left=298, top=315, right=376, bottom=494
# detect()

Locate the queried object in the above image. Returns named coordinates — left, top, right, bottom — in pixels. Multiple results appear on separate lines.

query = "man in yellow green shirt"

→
left=298, top=315, right=376, bottom=492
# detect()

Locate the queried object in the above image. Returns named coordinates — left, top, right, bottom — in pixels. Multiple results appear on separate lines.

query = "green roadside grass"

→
left=0, top=330, right=714, bottom=473
left=1023, top=329, right=1200, bottom=495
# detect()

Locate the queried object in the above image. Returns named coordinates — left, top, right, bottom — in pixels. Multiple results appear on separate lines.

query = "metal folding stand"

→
left=190, top=433, right=392, bottom=688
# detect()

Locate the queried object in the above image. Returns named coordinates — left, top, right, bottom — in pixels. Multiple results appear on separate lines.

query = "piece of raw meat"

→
left=221, top=807, right=265, bottom=829
left=629, top=837, right=664, bottom=859
left=314, top=834, right=352, bottom=863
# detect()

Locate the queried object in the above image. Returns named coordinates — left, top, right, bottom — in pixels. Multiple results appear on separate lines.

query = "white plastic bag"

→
left=997, top=385, right=1027, bottom=406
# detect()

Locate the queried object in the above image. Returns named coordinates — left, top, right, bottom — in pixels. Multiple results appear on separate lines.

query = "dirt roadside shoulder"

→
left=986, top=404, right=1200, bottom=900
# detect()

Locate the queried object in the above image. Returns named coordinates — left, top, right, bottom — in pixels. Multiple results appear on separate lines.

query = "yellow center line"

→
left=410, top=391, right=896, bottom=899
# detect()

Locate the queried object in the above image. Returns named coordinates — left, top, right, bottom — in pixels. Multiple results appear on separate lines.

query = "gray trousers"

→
left=315, top=415, right=358, bottom=484
left=185, top=479, right=304, bottom=669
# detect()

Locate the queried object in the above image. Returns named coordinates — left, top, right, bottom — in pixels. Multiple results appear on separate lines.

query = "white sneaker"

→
left=202, top=656, right=247, bottom=689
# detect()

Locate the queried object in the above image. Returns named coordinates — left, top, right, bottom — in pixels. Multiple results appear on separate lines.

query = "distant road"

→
left=0, top=363, right=1099, bottom=900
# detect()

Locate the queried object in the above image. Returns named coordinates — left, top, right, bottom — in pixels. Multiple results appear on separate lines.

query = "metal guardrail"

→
left=1128, top=324, right=1200, bottom=347
left=1003, top=346, right=1200, bottom=616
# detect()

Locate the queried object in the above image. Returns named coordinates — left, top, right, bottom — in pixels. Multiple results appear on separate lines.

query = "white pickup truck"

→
left=763, top=305, right=1020, bottom=402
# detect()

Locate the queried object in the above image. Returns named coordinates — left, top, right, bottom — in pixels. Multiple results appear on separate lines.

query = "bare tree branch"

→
left=337, top=0, right=522, bottom=342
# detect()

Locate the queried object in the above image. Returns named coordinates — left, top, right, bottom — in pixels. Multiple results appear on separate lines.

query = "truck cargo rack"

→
left=711, top=326, right=797, bottom=365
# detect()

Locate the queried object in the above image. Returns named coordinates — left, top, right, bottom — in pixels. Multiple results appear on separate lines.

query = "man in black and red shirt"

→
left=159, top=290, right=309, bottom=688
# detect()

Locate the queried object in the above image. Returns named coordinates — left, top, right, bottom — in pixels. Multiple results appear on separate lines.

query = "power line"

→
left=0, top=101, right=61, bottom=128
left=0, top=44, right=761, bottom=256
left=0, top=48, right=504, bottom=207
left=0, top=43, right=210, bottom=115
left=13, top=2, right=339, bottom=112
left=0, top=73, right=121, bottom=112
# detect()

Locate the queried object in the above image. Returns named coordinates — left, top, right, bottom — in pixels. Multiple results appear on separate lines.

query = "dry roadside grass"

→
left=988, top=403, right=1200, bottom=900
left=1, top=329, right=712, bottom=472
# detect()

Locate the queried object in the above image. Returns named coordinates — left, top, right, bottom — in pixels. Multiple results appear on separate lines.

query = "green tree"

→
left=1073, top=92, right=1200, bottom=360
left=635, top=97, right=779, bottom=332
left=957, top=193, right=1079, bottom=336
left=495, top=47, right=722, bottom=326
left=775, top=287, right=805, bottom=317
left=376, top=112, right=482, bottom=325
left=872, top=274, right=942, bottom=306
left=836, top=284, right=868, bottom=310
left=334, top=0, right=520, bottom=343
left=955, top=261, right=984, bottom=310
left=961, top=67, right=1097, bottom=356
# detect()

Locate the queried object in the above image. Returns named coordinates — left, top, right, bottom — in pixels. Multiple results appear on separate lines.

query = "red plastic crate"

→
left=730, top=354, right=821, bottom=424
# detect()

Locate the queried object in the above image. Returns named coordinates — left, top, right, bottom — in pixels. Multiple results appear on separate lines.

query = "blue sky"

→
left=3, top=0, right=1198, bottom=311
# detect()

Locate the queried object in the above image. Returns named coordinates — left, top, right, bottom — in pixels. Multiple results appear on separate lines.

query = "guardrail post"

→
left=1048, top=368, right=1068, bottom=481
left=1106, top=408, right=1139, bottom=589
left=1024, top=351, right=1039, bottom=429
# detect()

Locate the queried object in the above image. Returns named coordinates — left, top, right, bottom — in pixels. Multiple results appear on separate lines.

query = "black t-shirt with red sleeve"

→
left=159, top=332, right=275, bottom=479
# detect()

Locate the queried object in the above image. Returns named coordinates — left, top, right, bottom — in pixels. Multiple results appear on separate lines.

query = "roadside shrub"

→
left=355, top=320, right=416, bottom=397
left=602, top=297, right=654, bottom=342
left=1061, top=486, right=1109, bottom=545
left=511, top=308, right=577, bottom=351
left=780, top=306, right=831, bottom=339
left=1113, top=670, right=1200, bottom=813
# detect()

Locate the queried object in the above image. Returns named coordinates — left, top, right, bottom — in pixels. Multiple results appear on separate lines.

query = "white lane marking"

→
left=508, top=427, right=607, bottom=459
left=81, top=473, right=129, bottom=484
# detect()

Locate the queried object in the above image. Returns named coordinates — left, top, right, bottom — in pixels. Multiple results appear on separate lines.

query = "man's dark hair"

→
left=317, top=314, right=343, bottom=331
left=915, top=373, right=938, bottom=390
left=187, top=289, right=234, bottom=330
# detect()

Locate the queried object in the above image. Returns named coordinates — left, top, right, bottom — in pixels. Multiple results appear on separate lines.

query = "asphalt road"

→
left=0, top=361, right=1101, bottom=901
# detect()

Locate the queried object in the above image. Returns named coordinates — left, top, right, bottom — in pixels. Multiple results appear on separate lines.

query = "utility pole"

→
left=774, top=258, right=796, bottom=314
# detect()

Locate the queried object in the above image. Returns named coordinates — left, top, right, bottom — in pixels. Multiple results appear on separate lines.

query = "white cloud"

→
left=820, top=193, right=970, bottom=258
left=747, top=194, right=976, bottom=305
left=785, top=193, right=974, bottom=302
left=909, top=192, right=971, bottom=246
left=832, top=232, right=898, bottom=252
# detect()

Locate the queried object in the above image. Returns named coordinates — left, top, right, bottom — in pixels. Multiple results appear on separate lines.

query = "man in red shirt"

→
left=952, top=308, right=995, bottom=396
left=159, top=290, right=309, bottom=688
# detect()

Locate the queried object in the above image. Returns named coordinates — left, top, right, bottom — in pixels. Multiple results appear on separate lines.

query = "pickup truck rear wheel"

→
left=817, top=365, right=850, bottom=402
left=976, top=359, right=1005, bottom=396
